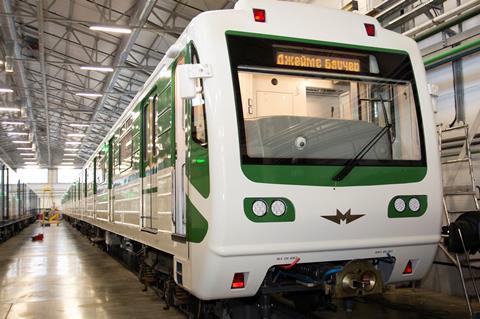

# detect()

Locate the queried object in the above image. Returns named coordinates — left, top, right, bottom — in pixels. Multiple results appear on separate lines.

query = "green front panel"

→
left=244, top=197, right=295, bottom=223
left=186, top=196, right=208, bottom=243
left=388, top=195, right=428, bottom=218
left=242, top=165, right=427, bottom=187
left=189, top=142, right=210, bottom=198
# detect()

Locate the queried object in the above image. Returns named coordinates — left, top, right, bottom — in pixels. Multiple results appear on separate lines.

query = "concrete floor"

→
left=0, top=221, right=476, bottom=319
left=0, top=222, right=183, bottom=319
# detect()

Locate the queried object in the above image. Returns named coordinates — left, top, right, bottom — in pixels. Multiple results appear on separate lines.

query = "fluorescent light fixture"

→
left=0, top=107, right=20, bottom=112
left=80, top=65, right=114, bottom=72
left=90, top=25, right=132, bottom=34
left=2, top=121, right=25, bottom=125
left=7, top=132, right=28, bottom=136
left=17, top=147, right=33, bottom=150
left=24, top=161, right=37, bottom=165
left=64, top=148, right=79, bottom=151
left=75, top=92, right=103, bottom=98
left=67, top=133, right=86, bottom=137
left=60, top=163, right=74, bottom=166
left=0, top=88, right=13, bottom=93
left=70, top=124, right=89, bottom=128
left=12, top=141, right=30, bottom=144
left=24, top=165, right=40, bottom=168
left=66, top=141, right=81, bottom=145
left=64, top=154, right=77, bottom=157
left=20, top=153, right=35, bottom=156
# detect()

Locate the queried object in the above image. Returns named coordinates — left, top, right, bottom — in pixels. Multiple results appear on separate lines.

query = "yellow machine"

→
left=41, top=185, right=60, bottom=226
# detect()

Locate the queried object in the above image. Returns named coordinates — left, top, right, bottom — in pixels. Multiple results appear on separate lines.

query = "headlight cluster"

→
left=252, top=199, right=287, bottom=217
left=393, top=197, right=421, bottom=213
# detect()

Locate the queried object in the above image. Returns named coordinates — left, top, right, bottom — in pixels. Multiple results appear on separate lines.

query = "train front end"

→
left=186, top=0, right=442, bottom=303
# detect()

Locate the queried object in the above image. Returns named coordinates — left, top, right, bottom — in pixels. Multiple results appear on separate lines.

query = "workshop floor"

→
left=0, top=221, right=476, bottom=319
left=0, top=222, right=183, bottom=319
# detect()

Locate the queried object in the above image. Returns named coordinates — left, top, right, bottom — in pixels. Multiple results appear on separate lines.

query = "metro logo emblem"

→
left=321, top=209, right=365, bottom=224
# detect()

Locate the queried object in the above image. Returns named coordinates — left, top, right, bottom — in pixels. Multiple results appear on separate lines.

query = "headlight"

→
left=361, top=271, right=377, bottom=291
left=394, top=198, right=406, bottom=212
left=408, top=198, right=420, bottom=212
left=271, top=200, right=286, bottom=216
left=252, top=200, right=267, bottom=217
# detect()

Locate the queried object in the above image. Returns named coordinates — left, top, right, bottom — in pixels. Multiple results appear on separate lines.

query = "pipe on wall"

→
left=414, top=6, right=480, bottom=42
left=404, top=0, right=480, bottom=38
left=424, top=38, right=480, bottom=69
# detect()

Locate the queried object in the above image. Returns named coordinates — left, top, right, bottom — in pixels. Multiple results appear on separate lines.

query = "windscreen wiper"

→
left=332, top=124, right=392, bottom=182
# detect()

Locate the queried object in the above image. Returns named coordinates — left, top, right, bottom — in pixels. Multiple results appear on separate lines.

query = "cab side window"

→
left=191, top=46, right=208, bottom=146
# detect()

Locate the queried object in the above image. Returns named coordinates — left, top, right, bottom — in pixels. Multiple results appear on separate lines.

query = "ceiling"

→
left=0, top=0, right=234, bottom=169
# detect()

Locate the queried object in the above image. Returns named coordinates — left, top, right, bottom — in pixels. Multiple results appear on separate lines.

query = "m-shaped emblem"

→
left=321, top=209, right=365, bottom=224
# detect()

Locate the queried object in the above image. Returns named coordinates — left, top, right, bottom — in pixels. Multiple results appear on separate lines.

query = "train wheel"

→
left=290, top=292, right=322, bottom=313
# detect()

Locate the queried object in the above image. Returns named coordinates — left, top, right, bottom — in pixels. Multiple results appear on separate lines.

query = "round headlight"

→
left=252, top=200, right=267, bottom=217
left=271, top=200, right=286, bottom=216
left=408, top=198, right=421, bottom=212
left=394, top=198, right=406, bottom=212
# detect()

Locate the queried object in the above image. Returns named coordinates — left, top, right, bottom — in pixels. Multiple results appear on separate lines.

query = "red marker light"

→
left=231, top=273, right=245, bottom=289
left=364, top=23, right=375, bottom=37
left=253, top=8, right=266, bottom=23
left=403, top=260, right=413, bottom=274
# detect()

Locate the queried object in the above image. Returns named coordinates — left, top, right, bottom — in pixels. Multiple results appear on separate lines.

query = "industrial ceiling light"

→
left=20, top=153, right=36, bottom=156
left=66, top=141, right=81, bottom=145
left=7, top=132, right=28, bottom=135
left=75, top=92, right=103, bottom=98
left=2, top=121, right=25, bottom=125
left=0, top=87, right=13, bottom=93
left=89, top=25, right=132, bottom=34
left=67, top=133, right=86, bottom=137
left=80, top=65, right=114, bottom=72
left=24, top=161, right=37, bottom=165
left=12, top=140, right=30, bottom=144
left=64, top=148, right=79, bottom=151
left=0, top=107, right=20, bottom=112
left=64, top=154, right=77, bottom=157
left=70, top=123, right=89, bottom=127
left=17, top=147, right=33, bottom=150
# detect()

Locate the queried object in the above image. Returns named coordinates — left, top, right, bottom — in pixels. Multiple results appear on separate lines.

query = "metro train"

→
left=0, top=161, right=39, bottom=241
left=62, top=0, right=443, bottom=316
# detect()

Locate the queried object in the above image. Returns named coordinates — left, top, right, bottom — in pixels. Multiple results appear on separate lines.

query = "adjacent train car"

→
left=63, top=0, right=442, bottom=316
left=0, top=160, right=39, bottom=241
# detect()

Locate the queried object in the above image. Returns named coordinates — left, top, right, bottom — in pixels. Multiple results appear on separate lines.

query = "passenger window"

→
left=96, top=151, right=106, bottom=184
left=191, top=47, right=208, bottom=146
left=119, top=118, right=133, bottom=172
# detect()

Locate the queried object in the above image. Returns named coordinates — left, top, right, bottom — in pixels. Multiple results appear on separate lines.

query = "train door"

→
left=173, top=56, right=187, bottom=238
left=142, top=94, right=157, bottom=231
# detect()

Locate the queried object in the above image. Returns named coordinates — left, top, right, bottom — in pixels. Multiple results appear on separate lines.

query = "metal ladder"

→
left=439, top=124, right=480, bottom=317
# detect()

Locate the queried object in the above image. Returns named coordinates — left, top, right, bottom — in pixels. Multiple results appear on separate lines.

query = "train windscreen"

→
left=227, top=33, right=425, bottom=167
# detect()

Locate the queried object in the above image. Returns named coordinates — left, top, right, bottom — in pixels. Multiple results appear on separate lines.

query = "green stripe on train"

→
left=186, top=196, right=208, bottom=243
left=242, top=165, right=427, bottom=187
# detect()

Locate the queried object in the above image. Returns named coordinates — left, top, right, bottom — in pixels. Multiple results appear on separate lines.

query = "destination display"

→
left=275, top=51, right=362, bottom=73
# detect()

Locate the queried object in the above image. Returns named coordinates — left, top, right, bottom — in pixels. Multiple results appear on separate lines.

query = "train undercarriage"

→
left=64, top=215, right=400, bottom=319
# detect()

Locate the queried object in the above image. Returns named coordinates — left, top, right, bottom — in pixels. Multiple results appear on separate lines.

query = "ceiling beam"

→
left=0, top=0, right=42, bottom=169
left=80, top=0, right=158, bottom=157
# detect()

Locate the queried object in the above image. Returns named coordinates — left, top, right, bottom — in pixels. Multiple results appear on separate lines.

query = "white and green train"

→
left=62, top=0, right=442, bottom=315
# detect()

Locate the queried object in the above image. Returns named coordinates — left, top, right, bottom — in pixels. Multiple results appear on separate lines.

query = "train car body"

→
left=63, top=0, right=442, bottom=307
left=0, top=161, right=39, bottom=225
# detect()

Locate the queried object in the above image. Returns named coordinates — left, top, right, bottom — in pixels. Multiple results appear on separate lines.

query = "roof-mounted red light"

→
left=403, top=260, right=413, bottom=274
left=231, top=272, right=245, bottom=289
left=364, top=23, right=375, bottom=37
left=253, top=8, right=266, bottom=23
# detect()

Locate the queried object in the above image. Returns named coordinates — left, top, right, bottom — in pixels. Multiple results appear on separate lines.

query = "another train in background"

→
left=0, top=161, right=40, bottom=242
